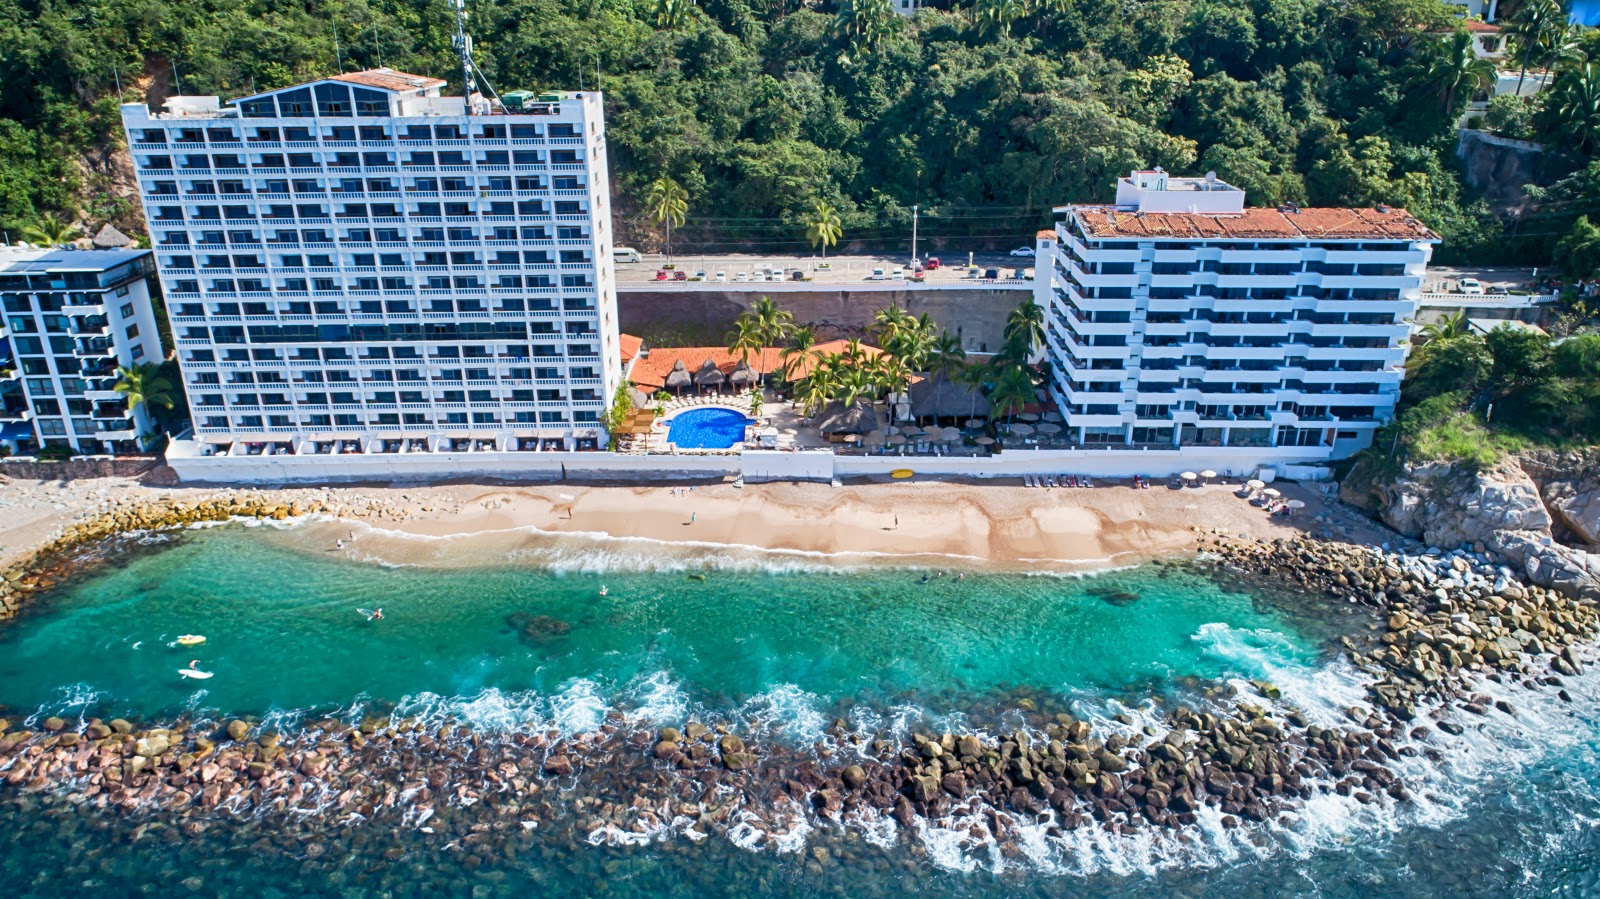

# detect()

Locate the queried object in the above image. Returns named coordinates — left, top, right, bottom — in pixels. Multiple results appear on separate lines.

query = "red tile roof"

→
left=1461, top=19, right=1501, bottom=33
left=1073, top=206, right=1439, bottom=242
left=629, top=340, right=887, bottom=391
left=619, top=333, right=644, bottom=363
left=1036, top=229, right=1058, bottom=240
left=331, top=68, right=446, bottom=92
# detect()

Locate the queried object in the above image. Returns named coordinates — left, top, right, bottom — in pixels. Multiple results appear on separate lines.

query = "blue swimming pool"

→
left=666, top=407, right=756, bottom=449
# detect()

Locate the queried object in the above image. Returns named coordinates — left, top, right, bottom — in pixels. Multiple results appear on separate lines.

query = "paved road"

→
left=613, top=252, right=1035, bottom=285
left=1424, top=266, right=1546, bottom=292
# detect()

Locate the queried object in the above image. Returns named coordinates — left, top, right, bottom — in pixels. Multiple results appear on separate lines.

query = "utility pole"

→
left=910, top=204, right=919, bottom=268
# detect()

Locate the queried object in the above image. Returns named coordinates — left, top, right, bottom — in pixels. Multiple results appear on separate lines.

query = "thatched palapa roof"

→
left=816, top=400, right=879, bottom=435
left=909, top=373, right=991, bottom=419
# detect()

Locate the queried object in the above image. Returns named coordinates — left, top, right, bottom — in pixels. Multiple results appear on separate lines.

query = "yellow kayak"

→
left=176, top=634, right=206, bottom=646
left=891, top=469, right=914, bottom=480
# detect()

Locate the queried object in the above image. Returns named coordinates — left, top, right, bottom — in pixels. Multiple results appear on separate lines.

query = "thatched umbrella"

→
left=728, top=360, right=756, bottom=388
left=664, top=360, right=692, bottom=394
left=694, top=358, right=726, bottom=392
left=628, top=386, right=649, bottom=407
left=910, top=373, right=991, bottom=421
left=816, top=400, right=879, bottom=435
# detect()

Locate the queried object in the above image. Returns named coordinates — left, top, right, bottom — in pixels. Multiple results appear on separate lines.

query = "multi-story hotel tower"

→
left=1035, top=169, right=1438, bottom=461
left=121, top=69, right=621, bottom=457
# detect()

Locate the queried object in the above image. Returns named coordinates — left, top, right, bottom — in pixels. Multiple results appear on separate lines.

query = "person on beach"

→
left=690, top=513, right=696, bottom=525
left=335, top=539, right=345, bottom=550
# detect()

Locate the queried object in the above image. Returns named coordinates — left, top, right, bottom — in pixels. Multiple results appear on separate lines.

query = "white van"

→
left=613, top=246, right=642, bottom=264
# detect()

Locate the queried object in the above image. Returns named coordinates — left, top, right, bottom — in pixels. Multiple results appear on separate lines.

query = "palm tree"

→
left=652, top=0, right=696, bottom=29
left=832, top=0, right=895, bottom=59
left=870, top=303, right=914, bottom=351
left=1509, top=0, right=1563, bottom=96
left=780, top=325, right=818, bottom=383
left=21, top=213, right=80, bottom=248
left=113, top=362, right=175, bottom=441
left=796, top=362, right=838, bottom=417
left=749, top=296, right=796, bottom=375
left=646, top=176, right=688, bottom=267
left=876, top=354, right=914, bottom=402
left=976, top=0, right=1025, bottom=38
left=956, top=361, right=990, bottom=425
left=1551, top=62, right=1600, bottom=154
left=1424, top=31, right=1498, bottom=115
left=805, top=201, right=844, bottom=259
left=989, top=364, right=1035, bottom=425
left=926, top=330, right=967, bottom=382
left=1418, top=309, right=1470, bottom=344
left=727, top=316, right=765, bottom=384
left=1003, top=300, right=1046, bottom=359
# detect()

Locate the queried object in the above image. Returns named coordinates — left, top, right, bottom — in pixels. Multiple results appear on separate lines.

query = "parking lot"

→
left=612, top=252, right=1036, bottom=285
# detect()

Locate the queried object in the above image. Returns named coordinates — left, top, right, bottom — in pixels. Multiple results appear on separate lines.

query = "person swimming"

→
left=358, top=607, right=383, bottom=621
left=599, top=585, right=609, bottom=597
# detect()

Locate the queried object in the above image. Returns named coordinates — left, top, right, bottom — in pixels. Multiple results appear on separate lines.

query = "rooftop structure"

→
left=120, top=69, right=622, bottom=459
left=0, top=248, right=162, bottom=455
left=1034, top=171, right=1439, bottom=463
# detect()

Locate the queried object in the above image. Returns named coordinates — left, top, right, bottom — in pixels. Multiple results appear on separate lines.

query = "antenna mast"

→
left=451, top=0, right=502, bottom=115
left=453, top=0, right=477, bottom=114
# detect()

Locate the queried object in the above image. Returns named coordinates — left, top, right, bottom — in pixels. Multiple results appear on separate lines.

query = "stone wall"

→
left=0, top=457, right=163, bottom=482
left=618, top=288, right=1025, bottom=352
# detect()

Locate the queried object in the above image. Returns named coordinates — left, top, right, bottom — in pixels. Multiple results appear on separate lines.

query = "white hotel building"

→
left=0, top=248, right=164, bottom=455
left=1035, top=170, right=1438, bottom=461
left=120, top=69, right=621, bottom=456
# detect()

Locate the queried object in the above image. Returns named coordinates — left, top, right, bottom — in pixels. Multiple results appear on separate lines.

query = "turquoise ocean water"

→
left=0, top=525, right=1596, bottom=897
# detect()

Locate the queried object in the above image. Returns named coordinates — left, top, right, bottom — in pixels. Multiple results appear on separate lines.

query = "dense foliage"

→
left=1, top=0, right=1555, bottom=259
left=1370, top=322, right=1600, bottom=466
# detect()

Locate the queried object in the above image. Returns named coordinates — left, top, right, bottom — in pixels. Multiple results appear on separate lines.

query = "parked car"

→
left=613, top=246, right=642, bottom=263
left=925, top=257, right=941, bottom=270
left=870, top=267, right=886, bottom=280
left=735, top=271, right=749, bottom=282
left=673, top=270, right=688, bottom=281
left=967, top=266, right=982, bottom=279
left=714, top=271, right=727, bottom=282
left=1459, top=277, right=1485, bottom=295
left=654, top=269, right=668, bottom=281
left=789, top=269, right=805, bottom=281
left=984, top=267, right=1000, bottom=280
left=1009, top=246, right=1036, bottom=257
left=694, top=271, right=707, bottom=281
left=891, top=267, right=906, bottom=281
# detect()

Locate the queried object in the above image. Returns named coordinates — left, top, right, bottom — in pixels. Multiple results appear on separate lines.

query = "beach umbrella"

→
left=1246, top=479, right=1265, bottom=490
left=1037, top=422, right=1062, bottom=435
left=974, top=436, right=995, bottom=445
left=864, top=431, right=886, bottom=446
left=886, top=434, right=907, bottom=445
left=1042, top=411, right=1064, bottom=422
left=1180, top=471, right=1197, bottom=481
left=1262, top=488, right=1281, bottom=498
left=902, top=426, right=927, bottom=437
left=1020, top=412, right=1041, bottom=422
left=664, top=360, right=692, bottom=393
left=964, top=418, right=986, bottom=428
left=1200, top=469, right=1217, bottom=484
left=1286, top=499, right=1305, bottom=509
left=1010, top=423, right=1035, bottom=436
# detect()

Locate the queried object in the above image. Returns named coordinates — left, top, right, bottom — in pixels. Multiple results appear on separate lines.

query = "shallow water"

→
left=0, top=526, right=1597, bottom=898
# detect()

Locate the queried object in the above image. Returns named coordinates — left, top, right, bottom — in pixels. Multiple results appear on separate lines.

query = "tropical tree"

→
left=646, top=176, right=688, bottom=266
left=805, top=200, right=843, bottom=259
left=1556, top=215, right=1600, bottom=279
left=728, top=296, right=795, bottom=384
left=21, top=213, right=80, bottom=248
left=956, top=361, right=990, bottom=425
left=780, top=325, right=818, bottom=383
left=652, top=0, right=696, bottom=29
left=1422, top=31, right=1497, bottom=115
left=113, top=363, right=175, bottom=441
left=1549, top=63, right=1600, bottom=154
left=1509, top=0, right=1564, bottom=96
left=1001, top=300, right=1046, bottom=362
left=1418, top=309, right=1470, bottom=344
left=727, top=315, right=765, bottom=384
left=975, top=0, right=1025, bottom=38
left=831, top=0, right=895, bottom=60
left=870, top=304, right=914, bottom=352
left=926, top=330, right=967, bottom=382
left=989, top=364, right=1036, bottom=424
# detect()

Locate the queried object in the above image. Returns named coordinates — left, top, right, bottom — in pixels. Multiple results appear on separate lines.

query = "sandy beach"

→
left=0, top=471, right=1390, bottom=573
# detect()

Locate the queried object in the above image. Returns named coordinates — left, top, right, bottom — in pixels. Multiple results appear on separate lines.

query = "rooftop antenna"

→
left=450, top=0, right=503, bottom=114
left=333, top=25, right=344, bottom=73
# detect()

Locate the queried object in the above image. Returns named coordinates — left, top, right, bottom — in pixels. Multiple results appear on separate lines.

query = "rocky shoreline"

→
left=0, top=519, right=1597, bottom=886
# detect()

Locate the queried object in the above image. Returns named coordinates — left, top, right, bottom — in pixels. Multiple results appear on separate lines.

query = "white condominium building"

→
left=0, top=248, right=163, bottom=455
left=1035, top=169, right=1438, bottom=461
left=120, top=69, right=621, bottom=456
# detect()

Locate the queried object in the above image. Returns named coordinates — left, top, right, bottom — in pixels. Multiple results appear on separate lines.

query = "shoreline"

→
left=1, top=473, right=1390, bottom=577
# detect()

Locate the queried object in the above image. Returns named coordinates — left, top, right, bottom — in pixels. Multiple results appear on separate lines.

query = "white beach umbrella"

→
left=1286, top=499, right=1306, bottom=509
left=1010, top=423, right=1035, bottom=436
left=1246, top=479, right=1265, bottom=490
left=1020, top=412, right=1041, bottom=422
left=1262, top=487, right=1281, bottom=498
left=1180, top=471, right=1197, bottom=481
left=964, top=419, right=986, bottom=428
left=1042, top=411, right=1064, bottom=422
left=974, top=436, right=995, bottom=445
left=886, top=434, right=907, bottom=445
left=1037, top=422, right=1062, bottom=435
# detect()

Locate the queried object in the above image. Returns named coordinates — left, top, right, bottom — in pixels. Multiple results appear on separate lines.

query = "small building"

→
left=0, top=248, right=163, bottom=455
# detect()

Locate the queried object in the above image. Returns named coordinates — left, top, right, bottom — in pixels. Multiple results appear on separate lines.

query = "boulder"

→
left=722, top=752, right=757, bottom=771
left=225, top=720, right=251, bottom=742
left=841, top=765, right=866, bottom=790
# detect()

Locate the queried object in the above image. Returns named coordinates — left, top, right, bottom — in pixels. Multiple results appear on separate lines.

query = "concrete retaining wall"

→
left=618, top=288, right=1028, bottom=353
left=0, top=457, right=162, bottom=481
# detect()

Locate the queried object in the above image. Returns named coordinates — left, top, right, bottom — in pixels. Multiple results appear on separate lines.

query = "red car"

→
left=654, top=269, right=668, bottom=281
left=925, top=257, right=941, bottom=270
left=673, top=270, right=688, bottom=281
